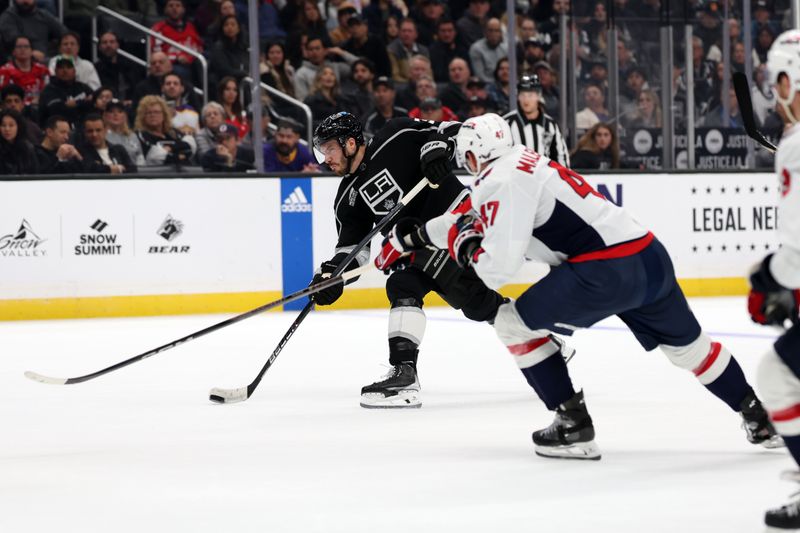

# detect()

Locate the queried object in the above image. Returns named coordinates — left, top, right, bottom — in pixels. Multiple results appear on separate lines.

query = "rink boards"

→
left=0, top=172, right=779, bottom=320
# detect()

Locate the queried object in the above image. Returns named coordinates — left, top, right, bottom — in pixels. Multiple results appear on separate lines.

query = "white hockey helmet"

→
left=767, top=29, right=800, bottom=123
left=455, top=113, right=514, bottom=176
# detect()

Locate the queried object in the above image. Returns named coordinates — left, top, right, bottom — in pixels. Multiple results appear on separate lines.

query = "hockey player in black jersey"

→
left=309, top=111, right=507, bottom=408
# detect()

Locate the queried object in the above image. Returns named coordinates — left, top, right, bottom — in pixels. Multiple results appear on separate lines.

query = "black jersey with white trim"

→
left=331, top=117, right=465, bottom=263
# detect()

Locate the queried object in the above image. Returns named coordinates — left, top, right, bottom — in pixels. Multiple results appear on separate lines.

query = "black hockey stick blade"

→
left=24, top=263, right=372, bottom=386
left=733, top=71, right=777, bottom=153
left=208, top=177, right=435, bottom=404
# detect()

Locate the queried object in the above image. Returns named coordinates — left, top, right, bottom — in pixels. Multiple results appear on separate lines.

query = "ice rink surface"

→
left=2, top=296, right=795, bottom=532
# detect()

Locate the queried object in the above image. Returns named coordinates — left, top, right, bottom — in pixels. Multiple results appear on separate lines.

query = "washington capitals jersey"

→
left=426, top=145, right=648, bottom=289
left=771, top=123, right=800, bottom=289
left=331, top=117, right=466, bottom=265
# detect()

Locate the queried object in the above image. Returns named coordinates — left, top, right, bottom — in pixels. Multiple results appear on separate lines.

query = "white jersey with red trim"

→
left=771, top=123, right=800, bottom=289
left=426, top=145, right=648, bottom=289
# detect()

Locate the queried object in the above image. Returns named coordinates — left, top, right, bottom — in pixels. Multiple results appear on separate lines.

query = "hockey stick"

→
left=733, top=71, right=777, bottom=153
left=23, top=262, right=374, bottom=386
left=208, top=177, right=435, bottom=404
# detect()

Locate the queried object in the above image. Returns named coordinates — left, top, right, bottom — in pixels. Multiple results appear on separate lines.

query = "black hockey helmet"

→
left=517, top=74, right=542, bottom=93
left=313, top=111, right=365, bottom=172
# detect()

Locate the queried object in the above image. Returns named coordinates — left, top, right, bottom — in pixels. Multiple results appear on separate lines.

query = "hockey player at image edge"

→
left=310, top=111, right=523, bottom=409
left=750, top=29, right=800, bottom=532
left=379, top=112, right=782, bottom=461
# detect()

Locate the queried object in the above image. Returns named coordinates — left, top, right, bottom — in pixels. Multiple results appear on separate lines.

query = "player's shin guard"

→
left=493, top=301, right=576, bottom=409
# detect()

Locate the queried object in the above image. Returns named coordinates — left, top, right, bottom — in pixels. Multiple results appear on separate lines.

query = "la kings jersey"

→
left=426, top=145, right=647, bottom=290
left=771, top=122, right=800, bottom=289
left=332, top=117, right=466, bottom=266
left=503, top=109, right=570, bottom=167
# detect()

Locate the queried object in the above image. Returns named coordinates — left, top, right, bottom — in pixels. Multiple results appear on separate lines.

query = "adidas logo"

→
left=281, top=186, right=312, bottom=213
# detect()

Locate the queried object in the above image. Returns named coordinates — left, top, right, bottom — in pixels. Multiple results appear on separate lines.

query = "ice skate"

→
left=532, top=390, right=601, bottom=460
left=360, top=363, right=421, bottom=409
left=765, top=471, right=800, bottom=531
left=741, top=391, right=785, bottom=449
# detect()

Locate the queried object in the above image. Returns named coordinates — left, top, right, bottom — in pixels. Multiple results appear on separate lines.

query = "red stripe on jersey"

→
left=567, top=232, right=654, bottom=263
left=693, top=342, right=722, bottom=377
left=508, top=337, right=550, bottom=355
left=452, top=196, right=473, bottom=215
left=771, top=403, right=800, bottom=422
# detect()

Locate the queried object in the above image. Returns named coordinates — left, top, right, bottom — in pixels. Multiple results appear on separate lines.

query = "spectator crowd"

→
left=0, top=0, right=792, bottom=174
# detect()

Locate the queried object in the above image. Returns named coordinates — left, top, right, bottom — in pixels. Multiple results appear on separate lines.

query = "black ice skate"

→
left=532, top=390, right=601, bottom=460
left=360, top=363, right=421, bottom=409
left=765, top=471, right=800, bottom=531
left=740, top=391, right=785, bottom=449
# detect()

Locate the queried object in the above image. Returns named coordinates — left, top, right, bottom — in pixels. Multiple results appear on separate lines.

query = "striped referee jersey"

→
left=503, top=109, right=570, bottom=167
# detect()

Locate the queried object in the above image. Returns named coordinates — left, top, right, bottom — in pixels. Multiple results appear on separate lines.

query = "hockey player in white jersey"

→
left=749, top=30, right=800, bottom=532
left=374, top=113, right=781, bottom=460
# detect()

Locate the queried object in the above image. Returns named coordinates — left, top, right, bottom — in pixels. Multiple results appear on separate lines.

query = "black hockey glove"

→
left=309, top=260, right=344, bottom=306
left=447, top=213, right=485, bottom=268
left=420, top=133, right=453, bottom=185
left=374, top=218, right=431, bottom=273
left=747, top=254, right=800, bottom=326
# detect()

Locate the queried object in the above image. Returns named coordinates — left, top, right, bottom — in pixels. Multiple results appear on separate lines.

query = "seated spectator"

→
left=520, top=36, right=547, bottom=74
left=345, top=58, right=377, bottom=120
left=394, top=54, right=433, bottom=110
left=465, top=95, right=490, bottom=118
left=622, top=89, right=662, bottom=129
left=460, top=76, right=493, bottom=118
left=48, top=32, right=101, bottom=90
left=293, top=36, right=358, bottom=101
left=0, top=36, right=50, bottom=106
left=104, top=98, right=145, bottom=166
left=0, top=109, right=39, bottom=174
left=304, top=66, right=357, bottom=129
left=262, top=119, right=317, bottom=172
left=217, top=76, right=249, bottom=139
left=91, top=86, right=115, bottom=114
left=196, top=101, right=227, bottom=156
left=288, top=0, right=329, bottom=48
left=570, top=122, right=620, bottom=170
left=699, top=86, right=743, bottom=129
left=94, top=31, right=143, bottom=103
left=1, top=84, right=43, bottom=143
left=364, top=76, right=407, bottom=138
left=209, top=15, right=249, bottom=85
left=410, top=96, right=458, bottom=122
left=429, top=18, right=470, bottom=83
left=487, top=57, right=510, bottom=115
left=469, top=18, right=507, bottom=83
left=343, top=14, right=392, bottom=78
left=150, top=0, right=203, bottom=83
left=383, top=15, right=400, bottom=46
left=0, top=0, right=67, bottom=63
left=388, top=18, right=430, bottom=83
left=328, top=3, right=357, bottom=46
left=161, top=73, right=200, bottom=135
left=39, top=56, right=93, bottom=126
left=411, top=0, right=445, bottom=47
left=35, top=114, right=83, bottom=173
left=363, top=0, right=403, bottom=39
left=575, top=83, right=610, bottom=133
left=534, top=60, right=560, bottom=118
left=456, top=0, right=490, bottom=48
left=200, top=122, right=254, bottom=171
left=134, top=95, right=196, bottom=166
left=133, top=51, right=173, bottom=109
left=439, top=57, right=471, bottom=114
left=261, top=41, right=296, bottom=99
left=203, top=0, right=237, bottom=43
left=77, top=113, right=136, bottom=174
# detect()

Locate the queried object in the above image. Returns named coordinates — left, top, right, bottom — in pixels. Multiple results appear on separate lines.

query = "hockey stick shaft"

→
left=25, top=264, right=373, bottom=386
left=733, top=71, right=777, bottom=153
left=211, top=177, right=435, bottom=403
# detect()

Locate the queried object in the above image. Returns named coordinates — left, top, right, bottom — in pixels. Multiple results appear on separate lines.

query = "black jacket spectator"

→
left=0, top=0, right=66, bottom=59
left=0, top=109, right=39, bottom=174
left=342, top=20, right=392, bottom=78
left=362, top=1, right=404, bottom=38
left=429, top=39, right=470, bottom=83
left=35, top=144, right=83, bottom=173
left=94, top=54, right=142, bottom=102
left=209, top=16, right=249, bottom=84
left=77, top=141, right=137, bottom=173
left=570, top=148, right=615, bottom=170
left=200, top=144, right=255, bottom=172
left=39, top=77, right=93, bottom=126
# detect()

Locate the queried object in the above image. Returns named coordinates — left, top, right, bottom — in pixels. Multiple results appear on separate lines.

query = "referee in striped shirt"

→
left=503, top=74, right=570, bottom=166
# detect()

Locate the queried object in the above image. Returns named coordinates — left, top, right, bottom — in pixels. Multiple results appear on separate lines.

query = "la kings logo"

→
left=148, top=215, right=190, bottom=254
left=0, top=219, right=47, bottom=257
left=74, top=219, right=122, bottom=256
left=359, top=168, right=402, bottom=216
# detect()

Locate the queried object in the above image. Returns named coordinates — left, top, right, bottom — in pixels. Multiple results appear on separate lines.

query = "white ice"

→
left=1, top=297, right=795, bottom=533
